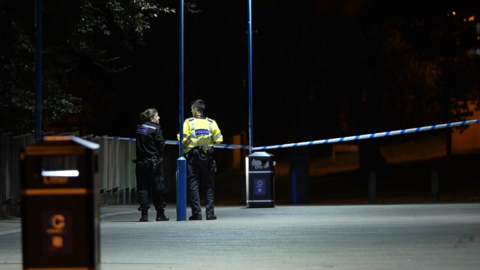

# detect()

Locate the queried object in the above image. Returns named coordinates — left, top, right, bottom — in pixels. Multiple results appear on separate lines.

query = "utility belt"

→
left=190, top=147, right=204, bottom=153
left=132, top=156, right=163, bottom=172
left=187, top=147, right=217, bottom=173
left=189, top=146, right=214, bottom=155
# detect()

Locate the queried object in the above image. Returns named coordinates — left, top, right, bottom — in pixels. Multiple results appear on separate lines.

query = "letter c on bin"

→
left=51, top=214, right=66, bottom=230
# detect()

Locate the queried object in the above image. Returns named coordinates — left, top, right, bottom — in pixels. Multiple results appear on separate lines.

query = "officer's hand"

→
left=211, top=160, right=217, bottom=174
left=177, top=134, right=180, bottom=140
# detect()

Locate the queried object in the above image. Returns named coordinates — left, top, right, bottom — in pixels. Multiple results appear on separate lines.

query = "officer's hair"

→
left=191, top=99, right=205, bottom=113
left=139, top=108, right=158, bottom=123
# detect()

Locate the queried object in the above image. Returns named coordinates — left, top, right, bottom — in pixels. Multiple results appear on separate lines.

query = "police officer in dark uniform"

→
left=135, top=108, right=169, bottom=222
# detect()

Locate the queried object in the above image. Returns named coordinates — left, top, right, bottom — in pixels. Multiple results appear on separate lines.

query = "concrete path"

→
left=1, top=203, right=479, bottom=269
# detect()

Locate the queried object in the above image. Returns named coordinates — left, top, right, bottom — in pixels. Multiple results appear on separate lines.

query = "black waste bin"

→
left=246, top=152, right=275, bottom=208
left=20, top=136, right=100, bottom=270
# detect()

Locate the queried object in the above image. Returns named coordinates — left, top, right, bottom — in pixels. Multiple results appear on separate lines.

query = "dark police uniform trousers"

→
left=136, top=161, right=166, bottom=213
left=135, top=121, right=166, bottom=214
left=187, top=148, right=214, bottom=217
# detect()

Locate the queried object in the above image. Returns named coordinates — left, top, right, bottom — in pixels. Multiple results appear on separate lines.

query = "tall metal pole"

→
left=34, top=0, right=42, bottom=142
left=179, top=0, right=185, bottom=159
left=248, top=0, right=254, bottom=154
left=176, top=0, right=187, bottom=221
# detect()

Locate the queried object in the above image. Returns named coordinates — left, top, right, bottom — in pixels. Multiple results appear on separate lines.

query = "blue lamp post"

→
left=248, top=0, right=254, bottom=154
left=176, top=0, right=187, bottom=221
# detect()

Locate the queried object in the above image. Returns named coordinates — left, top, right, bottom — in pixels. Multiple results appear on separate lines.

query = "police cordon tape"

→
left=252, top=119, right=480, bottom=151
left=95, top=137, right=250, bottom=150
left=96, top=118, right=480, bottom=151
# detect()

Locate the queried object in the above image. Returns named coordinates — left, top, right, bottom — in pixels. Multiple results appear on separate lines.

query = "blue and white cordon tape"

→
left=96, top=137, right=249, bottom=150
left=97, top=119, right=480, bottom=151
left=252, top=119, right=480, bottom=151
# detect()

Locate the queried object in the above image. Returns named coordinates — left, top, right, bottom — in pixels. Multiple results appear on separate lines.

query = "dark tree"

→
left=0, top=0, right=194, bottom=135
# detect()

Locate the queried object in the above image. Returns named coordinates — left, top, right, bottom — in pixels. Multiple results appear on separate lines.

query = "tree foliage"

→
left=381, top=4, right=480, bottom=130
left=303, top=1, right=480, bottom=167
left=0, top=0, right=198, bottom=135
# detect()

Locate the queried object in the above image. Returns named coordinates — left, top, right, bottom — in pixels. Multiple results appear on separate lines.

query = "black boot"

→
left=156, top=211, right=169, bottom=221
left=206, top=214, right=217, bottom=220
left=139, top=211, right=148, bottom=222
left=189, top=214, right=202, bottom=220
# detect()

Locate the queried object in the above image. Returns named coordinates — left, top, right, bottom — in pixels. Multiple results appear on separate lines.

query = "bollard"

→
left=431, top=169, right=439, bottom=202
left=291, top=171, right=298, bottom=204
left=369, top=170, right=376, bottom=204
left=176, top=157, right=187, bottom=221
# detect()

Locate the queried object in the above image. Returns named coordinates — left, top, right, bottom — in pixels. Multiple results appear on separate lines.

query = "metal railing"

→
left=0, top=132, right=181, bottom=218
left=97, top=137, right=137, bottom=204
left=1, top=132, right=50, bottom=217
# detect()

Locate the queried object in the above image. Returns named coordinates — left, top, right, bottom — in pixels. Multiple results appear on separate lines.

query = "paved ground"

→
left=1, top=203, right=480, bottom=270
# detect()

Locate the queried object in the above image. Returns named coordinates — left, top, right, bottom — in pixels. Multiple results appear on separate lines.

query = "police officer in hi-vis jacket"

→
left=180, top=100, right=223, bottom=220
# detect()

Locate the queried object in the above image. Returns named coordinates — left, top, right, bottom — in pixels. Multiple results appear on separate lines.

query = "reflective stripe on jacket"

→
left=136, top=122, right=165, bottom=160
left=182, top=116, right=223, bottom=153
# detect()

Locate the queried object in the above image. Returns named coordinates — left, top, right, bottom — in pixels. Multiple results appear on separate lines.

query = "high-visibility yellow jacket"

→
left=181, top=115, right=223, bottom=153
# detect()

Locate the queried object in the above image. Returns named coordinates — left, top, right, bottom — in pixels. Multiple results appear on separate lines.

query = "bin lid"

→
left=44, top=136, right=100, bottom=149
left=248, top=151, right=274, bottom=158
left=24, top=136, right=99, bottom=156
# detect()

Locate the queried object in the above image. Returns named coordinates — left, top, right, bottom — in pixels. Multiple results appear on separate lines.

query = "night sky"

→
left=69, top=0, right=480, bottom=159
